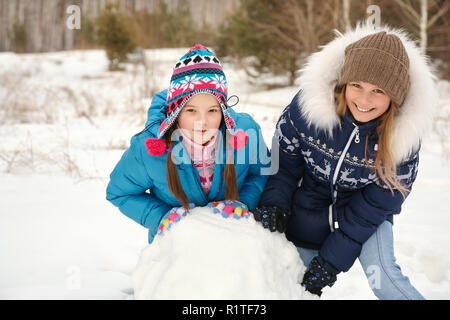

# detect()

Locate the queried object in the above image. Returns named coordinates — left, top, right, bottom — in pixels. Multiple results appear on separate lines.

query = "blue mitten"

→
left=157, top=203, right=195, bottom=235
left=207, top=200, right=249, bottom=219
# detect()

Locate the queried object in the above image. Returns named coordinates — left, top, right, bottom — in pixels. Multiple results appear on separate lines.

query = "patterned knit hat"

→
left=339, top=31, right=410, bottom=106
left=157, top=44, right=236, bottom=139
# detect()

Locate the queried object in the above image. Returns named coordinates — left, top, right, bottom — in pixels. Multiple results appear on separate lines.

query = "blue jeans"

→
left=297, top=220, right=425, bottom=300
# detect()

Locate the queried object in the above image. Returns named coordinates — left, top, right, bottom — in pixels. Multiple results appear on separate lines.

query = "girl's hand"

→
left=157, top=203, right=195, bottom=235
left=252, top=206, right=290, bottom=233
left=207, top=200, right=250, bottom=219
left=301, top=256, right=337, bottom=297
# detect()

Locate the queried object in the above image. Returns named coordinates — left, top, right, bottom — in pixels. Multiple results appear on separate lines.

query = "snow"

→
left=0, top=49, right=449, bottom=300
left=133, top=206, right=312, bottom=300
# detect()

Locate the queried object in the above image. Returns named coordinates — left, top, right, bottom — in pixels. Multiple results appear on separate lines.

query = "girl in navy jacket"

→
left=256, top=25, right=437, bottom=299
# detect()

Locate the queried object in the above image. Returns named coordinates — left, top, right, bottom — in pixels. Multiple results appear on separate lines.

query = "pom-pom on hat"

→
left=157, top=44, right=236, bottom=139
left=339, top=31, right=410, bottom=106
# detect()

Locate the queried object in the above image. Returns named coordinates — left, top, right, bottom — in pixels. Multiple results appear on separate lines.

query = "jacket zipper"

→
left=328, top=123, right=360, bottom=232
left=354, top=125, right=360, bottom=144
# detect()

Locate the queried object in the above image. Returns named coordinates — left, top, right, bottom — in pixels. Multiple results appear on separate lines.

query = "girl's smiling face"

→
left=177, top=93, right=223, bottom=145
left=345, top=81, right=391, bottom=122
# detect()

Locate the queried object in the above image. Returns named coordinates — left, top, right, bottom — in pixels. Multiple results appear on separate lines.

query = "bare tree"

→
left=343, top=0, right=352, bottom=31
left=394, top=0, right=450, bottom=54
left=244, top=0, right=341, bottom=55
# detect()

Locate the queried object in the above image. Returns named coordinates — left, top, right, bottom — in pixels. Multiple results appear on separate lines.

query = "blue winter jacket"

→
left=259, top=92, right=420, bottom=274
left=106, top=90, right=270, bottom=243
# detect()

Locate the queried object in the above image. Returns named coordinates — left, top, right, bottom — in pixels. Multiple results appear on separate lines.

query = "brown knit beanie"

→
left=339, top=31, right=410, bottom=106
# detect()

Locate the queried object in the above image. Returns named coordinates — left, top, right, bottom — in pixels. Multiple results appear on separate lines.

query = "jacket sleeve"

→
left=106, top=135, right=171, bottom=240
left=238, top=121, right=270, bottom=210
left=258, top=101, right=306, bottom=211
left=146, top=90, right=167, bottom=127
left=319, top=151, right=420, bottom=273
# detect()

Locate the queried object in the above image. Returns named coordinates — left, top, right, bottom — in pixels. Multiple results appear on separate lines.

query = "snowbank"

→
left=132, top=206, right=314, bottom=300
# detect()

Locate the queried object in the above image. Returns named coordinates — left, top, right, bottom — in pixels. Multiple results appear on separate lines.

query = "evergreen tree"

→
left=216, top=0, right=300, bottom=86
left=95, top=3, right=136, bottom=71
left=165, top=0, right=198, bottom=47
left=11, top=22, right=27, bottom=53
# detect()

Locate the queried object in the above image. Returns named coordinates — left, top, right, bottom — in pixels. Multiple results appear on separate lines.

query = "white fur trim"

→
left=297, top=22, right=438, bottom=164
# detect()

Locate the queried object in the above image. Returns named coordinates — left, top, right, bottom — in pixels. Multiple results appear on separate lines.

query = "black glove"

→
left=301, top=256, right=337, bottom=297
left=253, top=206, right=290, bottom=232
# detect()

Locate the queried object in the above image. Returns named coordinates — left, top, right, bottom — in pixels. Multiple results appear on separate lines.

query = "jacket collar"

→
left=296, top=22, right=438, bottom=163
left=342, top=110, right=378, bottom=135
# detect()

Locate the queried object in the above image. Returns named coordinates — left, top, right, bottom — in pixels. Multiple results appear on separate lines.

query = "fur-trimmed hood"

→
left=297, top=22, right=438, bottom=164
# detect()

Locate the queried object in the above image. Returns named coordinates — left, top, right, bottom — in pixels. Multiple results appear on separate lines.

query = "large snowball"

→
left=132, top=206, right=314, bottom=299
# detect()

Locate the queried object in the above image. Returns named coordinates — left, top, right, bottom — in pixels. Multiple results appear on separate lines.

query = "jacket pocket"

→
left=287, top=203, right=331, bottom=245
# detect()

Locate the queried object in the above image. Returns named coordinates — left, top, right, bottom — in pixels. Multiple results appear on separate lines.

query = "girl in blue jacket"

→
left=255, top=25, right=437, bottom=299
left=106, top=44, right=269, bottom=244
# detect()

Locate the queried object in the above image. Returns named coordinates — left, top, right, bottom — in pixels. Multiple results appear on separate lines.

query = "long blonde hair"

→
left=334, top=84, right=408, bottom=197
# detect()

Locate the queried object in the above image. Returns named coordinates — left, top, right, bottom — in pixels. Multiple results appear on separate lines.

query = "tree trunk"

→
left=343, top=0, right=351, bottom=31
left=420, top=0, right=428, bottom=55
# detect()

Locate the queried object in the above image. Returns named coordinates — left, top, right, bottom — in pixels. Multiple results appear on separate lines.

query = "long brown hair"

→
left=165, top=121, right=239, bottom=209
left=334, top=84, right=408, bottom=197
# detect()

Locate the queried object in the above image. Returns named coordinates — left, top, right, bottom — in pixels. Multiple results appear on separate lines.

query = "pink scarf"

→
left=178, top=128, right=219, bottom=195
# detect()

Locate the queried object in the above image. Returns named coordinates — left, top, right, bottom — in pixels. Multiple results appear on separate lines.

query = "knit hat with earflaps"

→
left=157, top=44, right=236, bottom=139
left=339, top=31, right=410, bottom=106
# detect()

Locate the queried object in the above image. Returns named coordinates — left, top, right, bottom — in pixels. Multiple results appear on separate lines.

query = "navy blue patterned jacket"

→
left=258, top=25, right=438, bottom=274
left=260, top=92, right=419, bottom=273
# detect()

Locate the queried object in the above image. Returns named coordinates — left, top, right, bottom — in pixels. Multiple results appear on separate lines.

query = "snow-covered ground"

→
left=0, top=49, right=449, bottom=299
